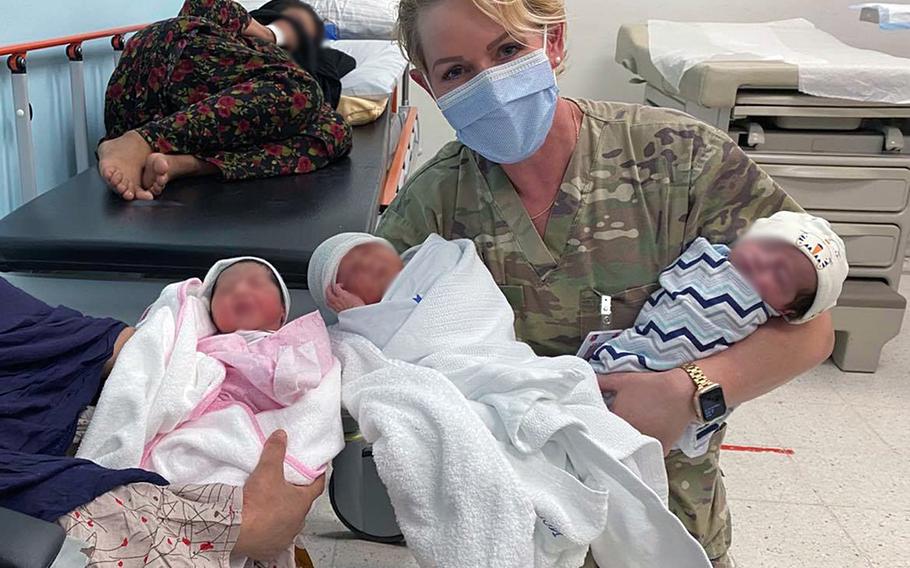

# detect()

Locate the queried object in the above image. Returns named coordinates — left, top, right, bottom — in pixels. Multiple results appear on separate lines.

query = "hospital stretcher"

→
left=0, top=24, right=415, bottom=564
left=0, top=25, right=420, bottom=285
left=615, top=23, right=910, bottom=373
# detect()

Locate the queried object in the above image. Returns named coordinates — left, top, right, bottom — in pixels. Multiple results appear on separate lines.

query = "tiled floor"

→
left=299, top=279, right=910, bottom=568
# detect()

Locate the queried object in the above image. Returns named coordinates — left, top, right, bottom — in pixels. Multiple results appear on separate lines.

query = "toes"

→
left=134, top=188, right=155, bottom=201
left=153, top=156, right=169, bottom=176
left=108, top=170, right=124, bottom=190
left=153, top=174, right=169, bottom=195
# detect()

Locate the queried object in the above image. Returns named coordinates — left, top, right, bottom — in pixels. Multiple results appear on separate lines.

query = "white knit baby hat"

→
left=307, top=233, right=397, bottom=312
left=200, top=256, right=291, bottom=322
left=741, top=211, right=848, bottom=324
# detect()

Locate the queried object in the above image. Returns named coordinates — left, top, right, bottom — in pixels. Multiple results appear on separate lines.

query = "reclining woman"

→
left=98, top=0, right=353, bottom=201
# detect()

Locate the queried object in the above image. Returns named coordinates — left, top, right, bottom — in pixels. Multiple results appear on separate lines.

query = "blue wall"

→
left=0, top=0, right=182, bottom=216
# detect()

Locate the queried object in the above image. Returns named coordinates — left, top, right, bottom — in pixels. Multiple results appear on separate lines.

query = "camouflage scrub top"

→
left=377, top=99, right=802, bottom=357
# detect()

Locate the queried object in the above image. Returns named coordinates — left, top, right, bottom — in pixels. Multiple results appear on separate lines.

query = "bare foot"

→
left=98, top=131, right=154, bottom=201
left=141, top=154, right=218, bottom=197
left=142, top=153, right=170, bottom=197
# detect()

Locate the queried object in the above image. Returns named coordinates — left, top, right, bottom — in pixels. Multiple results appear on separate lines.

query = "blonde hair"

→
left=397, top=0, right=567, bottom=72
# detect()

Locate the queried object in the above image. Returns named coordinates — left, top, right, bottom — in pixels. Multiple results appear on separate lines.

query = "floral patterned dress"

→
left=104, top=0, right=352, bottom=179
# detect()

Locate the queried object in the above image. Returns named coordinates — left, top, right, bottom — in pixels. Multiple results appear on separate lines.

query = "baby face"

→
left=729, top=239, right=818, bottom=316
left=211, top=262, right=285, bottom=333
left=335, top=243, right=404, bottom=305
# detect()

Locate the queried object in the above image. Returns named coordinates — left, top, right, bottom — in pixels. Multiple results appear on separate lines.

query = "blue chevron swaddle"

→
left=592, top=237, right=774, bottom=373
left=590, top=237, right=777, bottom=457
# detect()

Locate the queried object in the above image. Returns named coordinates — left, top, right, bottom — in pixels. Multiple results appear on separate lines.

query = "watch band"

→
left=681, top=362, right=715, bottom=391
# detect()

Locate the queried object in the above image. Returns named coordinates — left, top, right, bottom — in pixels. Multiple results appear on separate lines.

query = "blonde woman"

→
left=376, top=0, right=835, bottom=565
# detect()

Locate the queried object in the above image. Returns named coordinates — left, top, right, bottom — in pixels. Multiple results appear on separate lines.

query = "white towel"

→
left=77, top=278, right=344, bottom=487
left=333, top=234, right=710, bottom=568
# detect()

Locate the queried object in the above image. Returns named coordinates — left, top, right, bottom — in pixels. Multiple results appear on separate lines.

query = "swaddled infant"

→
left=308, top=234, right=405, bottom=313
left=198, top=257, right=334, bottom=414
left=78, top=255, right=343, bottom=491
left=587, top=211, right=849, bottom=456
left=207, top=259, right=289, bottom=341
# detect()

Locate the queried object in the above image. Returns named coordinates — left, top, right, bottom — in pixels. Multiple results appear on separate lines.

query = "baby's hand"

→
left=326, top=283, right=366, bottom=312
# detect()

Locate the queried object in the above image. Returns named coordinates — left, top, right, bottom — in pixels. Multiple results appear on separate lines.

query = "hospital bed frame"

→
left=616, top=23, right=910, bottom=373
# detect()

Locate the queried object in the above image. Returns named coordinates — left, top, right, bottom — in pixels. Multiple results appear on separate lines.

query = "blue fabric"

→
left=436, top=49, right=558, bottom=164
left=0, top=278, right=167, bottom=522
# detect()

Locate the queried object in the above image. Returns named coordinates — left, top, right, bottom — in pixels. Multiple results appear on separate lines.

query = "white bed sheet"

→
left=329, top=39, right=409, bottom=99
left=237, top=0, right=397, bottom=39
left=648, top=19, right=910, bottom=104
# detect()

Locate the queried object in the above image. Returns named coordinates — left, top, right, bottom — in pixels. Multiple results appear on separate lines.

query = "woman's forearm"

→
left=103, top=326, right=135, bottom=379
left=697, top=311, right=835, bottom=407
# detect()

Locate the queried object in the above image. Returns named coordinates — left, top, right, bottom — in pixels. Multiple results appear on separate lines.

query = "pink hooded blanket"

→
left=77, top=276, right=344, bottom=486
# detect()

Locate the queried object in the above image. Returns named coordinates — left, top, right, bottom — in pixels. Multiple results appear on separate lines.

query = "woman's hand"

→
left=234, top=430, right=325, bottom=561
left=326, top=284, right=366, bottom=312
left=598, top=370, right=696, bottom=456
left=242, top=17, right=277, bottom=44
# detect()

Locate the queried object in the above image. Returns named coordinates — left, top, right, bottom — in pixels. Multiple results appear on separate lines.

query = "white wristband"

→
left=266, top=23, right=285, bottom=46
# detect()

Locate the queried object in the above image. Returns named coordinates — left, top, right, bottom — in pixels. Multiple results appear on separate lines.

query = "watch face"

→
left=699, top=386, right=727, bottom=422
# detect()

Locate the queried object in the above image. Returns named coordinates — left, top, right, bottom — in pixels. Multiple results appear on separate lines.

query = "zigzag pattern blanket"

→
left=590, top=237, right=774, bottom=457
left=592, top=237, right=772, bottom=374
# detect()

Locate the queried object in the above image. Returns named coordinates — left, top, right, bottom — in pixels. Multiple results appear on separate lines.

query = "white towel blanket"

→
left=332, top=234, right=710, bottom=568
left=77, top=278, right=344, bottom=486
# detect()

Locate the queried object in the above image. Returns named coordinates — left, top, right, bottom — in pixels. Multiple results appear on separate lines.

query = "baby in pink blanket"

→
left=207, top=258, right=289, bottom=338
left=82, top=256, right=343, bottom=492
left=194, top=257, right=332, bottom=418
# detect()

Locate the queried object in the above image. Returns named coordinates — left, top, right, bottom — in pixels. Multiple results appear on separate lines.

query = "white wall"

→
left=410, top=0, right=910, bottom=169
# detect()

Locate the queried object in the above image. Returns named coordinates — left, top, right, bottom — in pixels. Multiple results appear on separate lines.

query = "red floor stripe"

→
left=720, top=444, right=794, bottom=456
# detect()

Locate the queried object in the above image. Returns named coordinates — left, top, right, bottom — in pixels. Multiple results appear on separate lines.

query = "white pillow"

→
left=329, top=39, right=409, bottom=98
left=237, top=0, right=397, bottom=39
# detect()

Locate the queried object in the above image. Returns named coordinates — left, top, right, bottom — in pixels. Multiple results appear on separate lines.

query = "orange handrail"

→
left=0, top=24, right=147, bottom=57
left=380, top=106, right=418, bottom=206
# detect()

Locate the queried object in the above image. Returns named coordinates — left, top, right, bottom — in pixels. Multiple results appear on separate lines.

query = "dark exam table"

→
left=0, top=109, right=391, bottom=287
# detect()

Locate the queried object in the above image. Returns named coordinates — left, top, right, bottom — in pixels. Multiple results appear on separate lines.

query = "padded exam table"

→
left=0, top=108, right=392, bottom=321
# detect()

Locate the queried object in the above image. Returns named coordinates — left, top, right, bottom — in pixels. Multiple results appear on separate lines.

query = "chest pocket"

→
left=579, top=282, right=661, bottom=338
left=499, top=285, right=526, bottom=311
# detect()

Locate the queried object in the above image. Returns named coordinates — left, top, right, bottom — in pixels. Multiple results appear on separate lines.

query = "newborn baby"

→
left=307, top=233, right=404, bottom=313
left=203, top=258, right=291, bottom=341
left=587, top=211, right=849, bottom=456
left=80, top=255, right=343, bottom=495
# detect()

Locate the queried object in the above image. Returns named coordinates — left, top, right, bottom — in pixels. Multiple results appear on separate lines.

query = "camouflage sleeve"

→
left=376, top=179, right=443, bottom=253
left=376, top=143, right=465, bottom=252
left=684, top=127, right=803, bottom=246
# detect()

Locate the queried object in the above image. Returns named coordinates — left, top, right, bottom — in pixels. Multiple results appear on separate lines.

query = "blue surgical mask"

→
left=432, top=47, right=559, bottom=164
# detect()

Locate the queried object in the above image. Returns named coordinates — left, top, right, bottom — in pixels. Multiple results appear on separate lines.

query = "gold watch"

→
left=680, top=363, right=727, bottom=424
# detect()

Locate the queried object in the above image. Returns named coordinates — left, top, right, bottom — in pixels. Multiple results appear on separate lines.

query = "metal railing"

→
left=1, top=25, right=146, bottom=204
